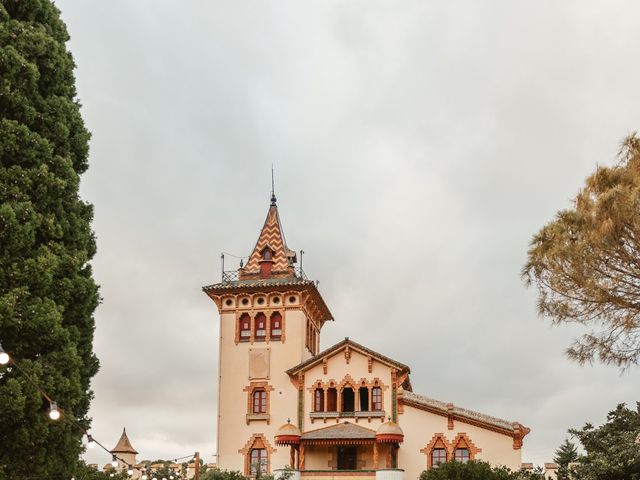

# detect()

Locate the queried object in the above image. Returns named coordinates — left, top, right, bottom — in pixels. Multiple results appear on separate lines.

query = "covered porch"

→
left=275, top=421, right=404, bottom=480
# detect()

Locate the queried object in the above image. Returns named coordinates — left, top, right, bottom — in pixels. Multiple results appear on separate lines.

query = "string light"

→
left=0, top=343, right=9, bottom=365
left=4, top=344, right=197, bottom=478
left=48, top=401, right=61, bottom=420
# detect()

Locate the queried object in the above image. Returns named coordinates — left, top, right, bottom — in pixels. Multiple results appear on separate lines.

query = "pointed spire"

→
left=110, top=427, right=138, bottom=454
left=240, top=195, right=297, bottom=280
left=270, top=164, right=277, bottom=206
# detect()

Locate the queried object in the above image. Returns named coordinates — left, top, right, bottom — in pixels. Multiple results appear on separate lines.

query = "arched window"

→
left=262, top=248, right=272, bottom=261
left=371, top=387, right=382, bottom=411
left=250, top=448, right=267, bottom=476
left=239, top=313, right=251, bottom=341
left=359, top=387, right=369, bottom=411
left=327, top=387, right=338, bottom=412
left=252, top=390, right=267, bottom=414
left=270, top=312, right=282, bottom=340
left=454, top=448, right=469, bottom=463
left=341, top=387, right=355, bottom=412
left=255, top=313, right=266, bottom=341
left=314, top=388, right=324, bottom=412
left=431, top=448, right=447, bottom=468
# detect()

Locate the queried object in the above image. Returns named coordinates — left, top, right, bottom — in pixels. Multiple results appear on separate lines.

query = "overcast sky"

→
left=54, top=0, right=640, bottom=468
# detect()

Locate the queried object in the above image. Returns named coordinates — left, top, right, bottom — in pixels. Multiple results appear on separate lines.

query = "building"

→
left=203, top=194, right=530, bottom=480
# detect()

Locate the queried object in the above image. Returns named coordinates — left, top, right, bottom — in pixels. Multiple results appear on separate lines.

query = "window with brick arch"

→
left=455, top=448, right=469, bottom=463
left=431, top=448, right=447, bottom=468
left=270, top=312, right=282, bottom=340
left=327, top=387, right=338, bottom=412
left=250, top=448, right=267, bottom=476
left=371, top=387, right=382, bottom=411
left=252, top=389, right=267, bottom=414
left=255, top=313, right=266, bottom=341
left=239, top=313, right=251, bottom=341
left=314, top=388, right=324, bottom=412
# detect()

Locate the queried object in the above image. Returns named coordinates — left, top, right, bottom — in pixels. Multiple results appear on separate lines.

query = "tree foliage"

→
left=523, top=135, right=640, bottom=368
left=553, top=438, right=578, bottom=480
left=569, top=402, right=640, bottom=480
left=0, top=0, right=98, bottom=477
left=419, top=460, right=546, bottom=480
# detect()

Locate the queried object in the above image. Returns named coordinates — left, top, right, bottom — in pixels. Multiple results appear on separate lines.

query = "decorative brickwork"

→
left=239, top=434, right=277, bottom=475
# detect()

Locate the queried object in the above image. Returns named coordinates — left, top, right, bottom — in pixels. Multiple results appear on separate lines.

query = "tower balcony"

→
left=221, top=265, right=308, bottom=283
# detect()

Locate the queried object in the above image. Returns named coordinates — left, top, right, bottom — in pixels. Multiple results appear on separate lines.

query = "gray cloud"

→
left=55, top=0, right=640, bottom=467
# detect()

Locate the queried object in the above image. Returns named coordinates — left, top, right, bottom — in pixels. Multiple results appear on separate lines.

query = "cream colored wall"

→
left=217, top=304, right=312, bottom=473
left=398, top=405, right=521, bottom=480
left=302, top=348, right=394, bottom=433
left=304, top=445, right=375, bottom=471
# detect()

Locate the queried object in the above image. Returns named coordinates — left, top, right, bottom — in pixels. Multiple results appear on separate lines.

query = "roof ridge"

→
left=402, top=391, right=516, bottom=431
left=287, top=338, right=410, bottom=376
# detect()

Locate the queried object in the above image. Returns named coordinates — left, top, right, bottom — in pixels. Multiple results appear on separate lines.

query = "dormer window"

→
left=262, top=248, right=272, bottom=261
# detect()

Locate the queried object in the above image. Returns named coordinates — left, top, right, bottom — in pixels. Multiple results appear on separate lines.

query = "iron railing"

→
left=221, top=265, right=308, bottom=282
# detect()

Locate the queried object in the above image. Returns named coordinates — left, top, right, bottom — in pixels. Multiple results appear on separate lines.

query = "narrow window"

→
left=359, top=387, right=369, bottom=411
left=270, top=312, right=282, bottom=340
left=239, top=313, right=251, bottom=341
left=252, top=390, right=267, bottom=414
left=262, top=248, right=272, bottom=260
left=327, top=388, right=338, bottom=412
left=255, top=313, right=266, bottom=341
left=431, top=448, right=447, bottom=468
left=250, top=448, right=267, bottom=476
left=455, top=448, right=469, bottom=463
left=314, top=388, right=324, bottom=412
left=371, top=387, right=382, bottom=411
left=341, top=387, right=355, bottom=412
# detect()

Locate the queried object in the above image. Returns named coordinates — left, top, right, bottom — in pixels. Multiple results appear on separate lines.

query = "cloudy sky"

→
left=55, top=0, right=640, bottom=468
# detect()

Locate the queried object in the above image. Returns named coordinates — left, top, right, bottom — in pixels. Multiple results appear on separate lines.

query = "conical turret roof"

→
left=240, top=198, right=296, bottom=279
left=110, top=427, right=138, bottom=454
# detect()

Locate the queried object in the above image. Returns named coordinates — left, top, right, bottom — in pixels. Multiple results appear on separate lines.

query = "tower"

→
left=203, top=194, right=332, bottom=475
left=110, top=427, right=138, bottom=471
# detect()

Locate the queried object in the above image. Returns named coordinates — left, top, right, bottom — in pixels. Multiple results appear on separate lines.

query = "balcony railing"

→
left=221, top=265, right=308, bottom=282
left=310, top=411, right=385, bottom=420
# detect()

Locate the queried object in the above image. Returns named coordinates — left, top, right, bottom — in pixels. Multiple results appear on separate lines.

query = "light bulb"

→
left=111, top=455, right=118, bottom=468
left=141, top=475, right=148, bottom=480
left=127, top=467, right=134, bottom=475
left=0, top=343, right=9, bottom=365
left=48, top=401, right=61, bottom=420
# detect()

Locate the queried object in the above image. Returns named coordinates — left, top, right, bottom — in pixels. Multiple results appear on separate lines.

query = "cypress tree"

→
left=0, top=0, right=99, bottom=477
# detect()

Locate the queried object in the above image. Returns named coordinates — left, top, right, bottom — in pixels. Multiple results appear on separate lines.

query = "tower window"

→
left=262, top=249, right=272, bottom=261
left=252, top=390, right=267, bottom=414
left=371, top=387, right=382, bottom=411
left=255, top=313, right=266, bottom=341
left=314, top=388, right=324, bottom=412
left=239, top=313, right=251, bottom=341
left=270, top=312, right=282, bottom=340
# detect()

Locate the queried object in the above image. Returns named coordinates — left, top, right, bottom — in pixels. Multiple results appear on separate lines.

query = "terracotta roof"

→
left=401, top=391, right=517, bottom=432
left=203, top=277, right=313, bottom=292
left=301, top=422, right=376, bottom=440
left=243, top=202, right=296, bottom=275
left=287, top=338, right=410, bottom=376
left=110, top=427, right=138, bottom=454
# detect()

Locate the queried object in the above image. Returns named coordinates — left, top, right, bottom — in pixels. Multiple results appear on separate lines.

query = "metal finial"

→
left=270, top=164, right=277, bottom=205
left=240, top=258, right=244, bottom=268
left=287, top=418, right=291, bottom=424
